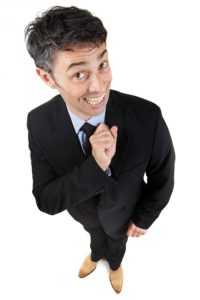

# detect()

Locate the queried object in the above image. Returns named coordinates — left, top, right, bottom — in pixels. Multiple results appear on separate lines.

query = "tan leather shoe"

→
left=78, top=254, right=97, bottom=278
left=109, top=266, right=123, bottom=293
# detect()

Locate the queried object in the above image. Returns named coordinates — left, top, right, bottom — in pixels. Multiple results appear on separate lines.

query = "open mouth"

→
left=83, top=94, right=105, bottom=106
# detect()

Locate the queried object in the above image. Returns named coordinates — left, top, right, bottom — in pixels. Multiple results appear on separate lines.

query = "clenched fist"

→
left=89, top=123, right=118, bottom=171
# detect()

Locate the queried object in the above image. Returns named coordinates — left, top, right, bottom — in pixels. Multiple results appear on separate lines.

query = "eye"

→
left=74, top=72, right=86, bottom=79
left=99, top=61, right=108, bottom=69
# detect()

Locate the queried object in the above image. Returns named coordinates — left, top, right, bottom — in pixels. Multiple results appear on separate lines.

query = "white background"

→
left=0, top=0, right=199, bottom=299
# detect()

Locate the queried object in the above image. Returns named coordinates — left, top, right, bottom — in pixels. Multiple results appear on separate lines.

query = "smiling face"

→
left=37, top=43, right=112, bottom=120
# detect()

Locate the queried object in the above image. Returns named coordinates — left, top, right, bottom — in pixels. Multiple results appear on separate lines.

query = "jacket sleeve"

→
left=131, top=107, right=175, bottom=229
left=27, top=113, right=117, bottom=215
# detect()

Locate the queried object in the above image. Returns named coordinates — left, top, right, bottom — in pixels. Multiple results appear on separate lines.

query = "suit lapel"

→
left=52, top=95, right=85, bottom=170
left=105, top=91, right=130, bottom=178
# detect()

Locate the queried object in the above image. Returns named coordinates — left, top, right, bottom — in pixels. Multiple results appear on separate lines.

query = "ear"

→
left=36, top=68, right=57, bottom=89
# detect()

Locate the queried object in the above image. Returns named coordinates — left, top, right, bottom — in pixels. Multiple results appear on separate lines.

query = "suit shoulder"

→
left=27, top=94, right=62, bottom=118
left=27, top=94, right=65, bottom=131
left=111, top=89, right=160, bottom=113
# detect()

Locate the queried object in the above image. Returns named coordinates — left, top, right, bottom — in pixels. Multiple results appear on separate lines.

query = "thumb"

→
left=110, top=126, right=118, bottom=140
left=126, top=221, right=135, bottom=237
left=126, top=226, right=132, bottom=237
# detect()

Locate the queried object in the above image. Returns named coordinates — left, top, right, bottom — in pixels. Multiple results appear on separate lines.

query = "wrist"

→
left=93, top=157, right=109, bottom=171
left=98, top=163, right=108, bottom=172
left=91, top=150, right=111, bottom=171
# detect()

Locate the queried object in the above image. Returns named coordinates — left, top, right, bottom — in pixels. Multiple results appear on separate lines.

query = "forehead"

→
left=53, top=43, right=107, bottom=68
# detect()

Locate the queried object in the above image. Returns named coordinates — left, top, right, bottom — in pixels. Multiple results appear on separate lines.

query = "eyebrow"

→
left=66, top=49, right=107, bottom=72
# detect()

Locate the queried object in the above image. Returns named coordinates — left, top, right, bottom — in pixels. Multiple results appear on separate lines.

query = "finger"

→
left=95, top=123, right=110, bottom=133
left=136, top=233, right=142, bottom=237
left=92, top=131, right=113, bottom=139
left=131, top=232, right=137, bottom=237
left=126, top=228, right=132, bottom=237
left=90, top=134, right=114, bottom=146
left=126, top=225, right=134, bottom=237
left=134, top=230, right=147, bottom=237
left=131, top=228, right=141, bottom=237
left=130, top=229, right=137, bottom=237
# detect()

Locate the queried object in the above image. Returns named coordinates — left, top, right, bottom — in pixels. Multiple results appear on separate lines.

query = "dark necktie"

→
left=80, top=122, right=96, bottom=157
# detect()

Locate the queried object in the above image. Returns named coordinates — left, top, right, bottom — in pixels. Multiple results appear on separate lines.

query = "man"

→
left=25, top=6, right=175, bottom=294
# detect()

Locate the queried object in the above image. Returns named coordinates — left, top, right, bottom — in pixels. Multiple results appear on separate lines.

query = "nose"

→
left=88, top=73, right=102, bottom=93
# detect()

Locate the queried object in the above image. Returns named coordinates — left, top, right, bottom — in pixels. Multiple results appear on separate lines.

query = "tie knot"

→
left=80, top=122, right=96, bottom=138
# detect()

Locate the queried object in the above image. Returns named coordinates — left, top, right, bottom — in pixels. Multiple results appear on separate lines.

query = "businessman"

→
left=25, top=6, right=175, bottom=293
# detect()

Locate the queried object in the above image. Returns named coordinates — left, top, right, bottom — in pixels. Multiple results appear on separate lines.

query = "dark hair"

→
left=24, top=6, right=107, bottom=72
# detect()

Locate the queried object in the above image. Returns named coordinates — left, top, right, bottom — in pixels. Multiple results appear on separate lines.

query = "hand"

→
left=89, top=123, right=118, bottom=171
left=126, top=221, right=147, bottom=237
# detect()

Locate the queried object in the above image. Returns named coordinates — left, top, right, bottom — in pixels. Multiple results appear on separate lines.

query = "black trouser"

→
left=84, top=224, right=127, bottom=270
left=75, top=197, right=128, bottom=270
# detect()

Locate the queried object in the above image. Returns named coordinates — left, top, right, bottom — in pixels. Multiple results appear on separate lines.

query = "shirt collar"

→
left=66, top=104, right=106, bottom=134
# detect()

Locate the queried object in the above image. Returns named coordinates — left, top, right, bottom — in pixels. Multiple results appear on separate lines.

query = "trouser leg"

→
left=83, top=223, right=107, bottom=262
left=74, top=197, right=107, bottom=261
left=73, top=198, right=128, bottom=268
left=84, top=225, right=128, bottom=268
left=105, top=235, right=128, bottom=270
left=89, top=227, right=107, bottom=262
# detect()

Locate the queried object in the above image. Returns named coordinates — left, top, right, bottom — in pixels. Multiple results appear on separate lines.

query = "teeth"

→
left=84, top=95, right=104, bottom=105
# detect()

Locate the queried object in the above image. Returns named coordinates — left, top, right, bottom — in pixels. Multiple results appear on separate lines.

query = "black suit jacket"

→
left=27, top=89, right=175, bottom=238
